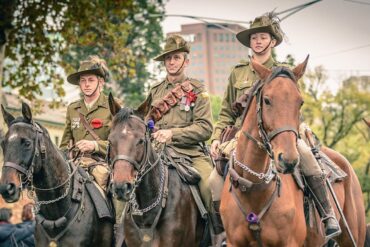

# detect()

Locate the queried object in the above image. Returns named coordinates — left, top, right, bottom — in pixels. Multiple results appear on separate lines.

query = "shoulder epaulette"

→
left=189, top=78, right=203, bottom=89
left=150, top=80, right=165, bottom=89
left=69, top=99, right=80, bottom=107
left=234, top=60, right=249, bottom=68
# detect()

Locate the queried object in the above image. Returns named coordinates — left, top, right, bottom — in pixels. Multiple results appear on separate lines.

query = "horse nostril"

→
left=7, top=183, right=16, bottom=196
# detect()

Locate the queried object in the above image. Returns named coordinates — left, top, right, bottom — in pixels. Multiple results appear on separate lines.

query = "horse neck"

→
left=135, top=145, right=162, bottom=208
left=236, top=100, right=270, bottom=184
left=33, top=137, right=72, bottom=218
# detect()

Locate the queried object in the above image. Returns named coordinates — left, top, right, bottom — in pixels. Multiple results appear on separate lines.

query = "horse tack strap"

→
left=4, top=161, right=28, bottom=175
left=111, top=154, right=141, bottom=171
left=267, top=126, right=298, bottom=141
left=230, top=176, right=281, bottom=247
left=78, top=110, right=101, bottom=141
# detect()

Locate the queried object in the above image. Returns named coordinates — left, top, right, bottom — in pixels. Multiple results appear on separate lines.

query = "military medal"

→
left=184, top=105, right=190, bottom=111
left=184, top=91, right=197, bottom=111
left=71, top=117, right=80, bottom=129
left=180, top=96, right=186, bottom=110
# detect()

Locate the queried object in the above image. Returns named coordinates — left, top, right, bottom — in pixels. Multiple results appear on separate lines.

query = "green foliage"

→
left=210, top=94, right=222, bottom=122
left=60, top=0, right=165, bottom=107
left=2, top=0, right=67, bottom=100
left=1, top=0, right=165, bottom=106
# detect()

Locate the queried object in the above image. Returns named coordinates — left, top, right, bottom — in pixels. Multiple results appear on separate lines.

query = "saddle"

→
left=71, top=166, right=114, bottom=221
left=163, top=146, right=201, bottom=185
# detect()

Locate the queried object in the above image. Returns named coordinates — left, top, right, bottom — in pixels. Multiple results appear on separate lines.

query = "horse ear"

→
left=108, top=92, right=121, bottom=116
left=1, top=104, right=15, bottom=127
left=250, top=58, right=271, bottom=80
left=293, top=55, right=309, bottom=80
left=21, top=102, right=32, bottom=123
left=134, top=96, right=151, bottom=120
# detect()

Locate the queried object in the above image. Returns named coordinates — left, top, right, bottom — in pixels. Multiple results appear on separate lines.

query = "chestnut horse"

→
left=107, top=102, right=208, bottom=247
left=220, top=57, right=366, bottom=246
left=0, top=103, right=113, bottom=247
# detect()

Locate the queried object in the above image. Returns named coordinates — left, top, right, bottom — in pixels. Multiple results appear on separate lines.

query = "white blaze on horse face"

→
left=121, top=126, right=130, bottom=135
left=8, top=133, right=19, bottom=141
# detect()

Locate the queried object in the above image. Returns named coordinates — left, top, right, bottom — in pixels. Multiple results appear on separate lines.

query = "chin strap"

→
left=252, top=39, right=273, bottom=55
left=83, top=81, right=100, bottom=97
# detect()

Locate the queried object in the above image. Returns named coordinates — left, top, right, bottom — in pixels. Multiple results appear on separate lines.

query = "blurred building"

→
left=169, top=23, right=249, bottom=96
left=1, top=92, right=66, bottom=146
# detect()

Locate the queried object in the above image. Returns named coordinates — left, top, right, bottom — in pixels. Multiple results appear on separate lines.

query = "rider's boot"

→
left=306, top=175, right=341, bottom=239
left=210, top=201, right=226, bottom=247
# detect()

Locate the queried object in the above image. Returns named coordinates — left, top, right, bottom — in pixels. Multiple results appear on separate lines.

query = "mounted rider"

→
left=138, top=34, right=222, bottom=245
left=59, top=55, right=125, bottom=233
left=209, top=13, right=341, bottom=239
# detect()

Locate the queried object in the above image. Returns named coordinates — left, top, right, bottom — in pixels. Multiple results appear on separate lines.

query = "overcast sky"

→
left=162, top=0, right=370, bottom=90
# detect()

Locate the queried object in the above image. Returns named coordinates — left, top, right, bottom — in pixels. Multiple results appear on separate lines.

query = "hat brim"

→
left=153, top=47, right=189, bottom=61
left=67, top=68, right=105, bottom=85
left=236, top=26, right=282, bottom=48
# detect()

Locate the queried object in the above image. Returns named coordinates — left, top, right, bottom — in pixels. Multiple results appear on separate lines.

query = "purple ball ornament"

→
left=246, top=212, right=259, bottom=224
left=147, top=119, right=155, bottom=131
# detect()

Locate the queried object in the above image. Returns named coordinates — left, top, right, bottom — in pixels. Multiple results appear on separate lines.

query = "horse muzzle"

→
left=277, top=153, right=299, bottom=174
left=0, top=183, right=21, bottom=203
left=112, top=182, right=134, bottom=202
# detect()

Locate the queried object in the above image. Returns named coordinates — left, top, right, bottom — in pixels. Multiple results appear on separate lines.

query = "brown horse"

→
left=107, top=100, right=208, bottom=247
left=0, top=103, right=113, bottom=247
left=220, top=57, right=366, bottom=246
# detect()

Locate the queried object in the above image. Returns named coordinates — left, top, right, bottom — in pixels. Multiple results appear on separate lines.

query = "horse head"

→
left=108, top=93, right=149, bottom=201
left=0, top=102, right=48, bottom=202
left=248, top=56, right=308, bottom=173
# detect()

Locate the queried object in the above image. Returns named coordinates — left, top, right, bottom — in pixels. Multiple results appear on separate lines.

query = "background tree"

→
left=0, top=0, right=165, bottom=106
left=61, top=0, right=165, bottom=107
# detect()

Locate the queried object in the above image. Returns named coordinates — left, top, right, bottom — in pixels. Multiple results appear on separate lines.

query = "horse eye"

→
left=24, top=140, right=32, bottom=147
left=264, top=97, right=271, bottom=106
left=300, top=101, right=304, bottom=107
left=137, top=139, right=144, bottom=146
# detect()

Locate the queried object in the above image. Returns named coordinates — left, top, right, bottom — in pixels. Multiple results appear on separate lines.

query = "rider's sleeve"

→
left=211, top=71, right=238, bottom=142
left=171, top=90, right=213, bottom=145
left=95, top=140, right=109, bottom=156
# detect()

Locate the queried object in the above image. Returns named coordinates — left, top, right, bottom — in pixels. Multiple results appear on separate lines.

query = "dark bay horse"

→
left=107, top=100, right=207, bottom=247
left=220, top=57, right=366, bottom=246
left=0, top=103, right=113, bottom=247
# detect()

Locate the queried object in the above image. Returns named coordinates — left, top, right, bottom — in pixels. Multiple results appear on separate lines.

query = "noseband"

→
left=242, top=67, right=299, bottom=159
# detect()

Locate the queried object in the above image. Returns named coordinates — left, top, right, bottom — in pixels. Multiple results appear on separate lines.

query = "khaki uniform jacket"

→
left=211, top=56, right=285, bottom=141
left=59, top=93, right=112, bottom=157
left=143, top=74, right=213, bottom=157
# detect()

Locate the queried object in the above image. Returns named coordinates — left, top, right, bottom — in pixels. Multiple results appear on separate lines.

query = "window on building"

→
left=232, top=35, right=236, bottom=42
left=213, top=33, right=217, bottom=42
left=225, top=33, right=229, bottom=42
left=55, top=136, right=59, bottom=146
left=197, top=33, right=202, bottom=42
left=219, top=33, right=223, bottom=42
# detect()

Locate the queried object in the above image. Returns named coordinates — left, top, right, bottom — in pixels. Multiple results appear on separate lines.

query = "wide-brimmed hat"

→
left=236, top=13, right=284, bottom=48
left=154, top=34, right=190, bottom=61
left=67, top=55, right=109, bottom=85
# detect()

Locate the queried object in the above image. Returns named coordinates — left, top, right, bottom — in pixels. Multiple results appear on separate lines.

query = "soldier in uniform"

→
left=139, top=34, right=222, bottom=244
left=210, top=13, right=340, bottom=239
left=59, top=55, right=124, bottom=231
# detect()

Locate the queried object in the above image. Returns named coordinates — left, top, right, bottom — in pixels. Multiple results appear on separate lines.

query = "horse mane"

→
left=267, top=66, right=296, bottom=84
left=112, top=107, right=135, bottom=127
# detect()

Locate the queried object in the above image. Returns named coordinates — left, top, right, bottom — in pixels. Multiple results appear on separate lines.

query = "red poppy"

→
left=186, top=91, right=197, bottom=105
left=91, top=118, right=103, bottom=129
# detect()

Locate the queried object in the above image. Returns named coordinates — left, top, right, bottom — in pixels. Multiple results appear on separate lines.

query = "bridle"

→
left=108, top=115, right=160, bottom=175
left=108, top=114, right=165, bottom=215
left=3, top=122, right=46, bottom=183
left=241, top=66, right=299, bottom=160
left=3, top=121, right=76, bottom=212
